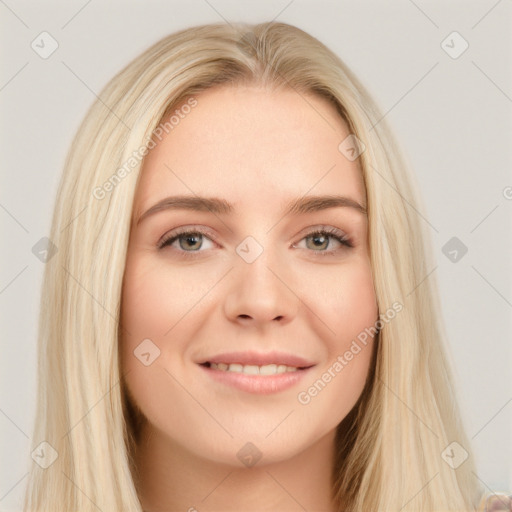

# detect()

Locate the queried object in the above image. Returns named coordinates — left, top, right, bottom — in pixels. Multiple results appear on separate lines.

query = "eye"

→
left=158, top=227, right=216, bottom=257
left=157, top=225, right=354, bottom=259
left=293, top=226, right=353, bottom=257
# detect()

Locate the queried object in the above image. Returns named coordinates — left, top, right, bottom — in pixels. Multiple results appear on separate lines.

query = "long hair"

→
left=23, top=21, right=485, bottom=511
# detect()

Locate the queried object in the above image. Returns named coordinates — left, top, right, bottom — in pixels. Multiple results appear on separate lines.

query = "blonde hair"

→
left=23, top=21, right=486, bottom=511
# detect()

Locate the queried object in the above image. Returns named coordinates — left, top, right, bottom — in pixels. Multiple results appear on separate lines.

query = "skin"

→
left=120, top=83, right=379, bottom=512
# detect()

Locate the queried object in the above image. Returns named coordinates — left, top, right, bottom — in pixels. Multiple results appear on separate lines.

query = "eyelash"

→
left=157, top=226, right=354, bottom=259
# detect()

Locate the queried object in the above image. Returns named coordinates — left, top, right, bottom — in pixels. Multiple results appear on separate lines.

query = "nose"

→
left=223, top=243, right=299, bottom=327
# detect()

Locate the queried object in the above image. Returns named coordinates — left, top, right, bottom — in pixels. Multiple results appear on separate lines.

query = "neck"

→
left=135, top=422, right=337, bottom=512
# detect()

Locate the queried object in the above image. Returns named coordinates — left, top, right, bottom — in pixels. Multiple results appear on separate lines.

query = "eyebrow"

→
left=136, top=194, right=367, bottom=225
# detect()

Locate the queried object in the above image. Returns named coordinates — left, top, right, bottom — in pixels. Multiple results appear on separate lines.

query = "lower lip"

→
left=198, top=364, right=314, bottom=395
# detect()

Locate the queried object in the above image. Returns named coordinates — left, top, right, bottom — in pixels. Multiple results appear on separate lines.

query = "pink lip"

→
left=198, top=363, right=315, bottom=395
left=198, top=350, right=316, bottom=368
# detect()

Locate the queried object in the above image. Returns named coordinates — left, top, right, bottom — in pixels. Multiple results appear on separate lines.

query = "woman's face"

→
left=120, top=84, right=379, bottom=466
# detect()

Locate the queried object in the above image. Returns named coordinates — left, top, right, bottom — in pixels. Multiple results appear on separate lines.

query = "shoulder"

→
left=477, top=493, right=512, bottom=511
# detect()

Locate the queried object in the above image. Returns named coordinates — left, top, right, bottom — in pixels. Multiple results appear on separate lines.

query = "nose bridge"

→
left=225, top=233, right=297, bottom=323
left=237, top=233, right=282, bottom=295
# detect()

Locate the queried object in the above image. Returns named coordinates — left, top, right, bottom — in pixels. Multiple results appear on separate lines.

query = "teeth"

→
left=209, top=362, right=299, bottom=374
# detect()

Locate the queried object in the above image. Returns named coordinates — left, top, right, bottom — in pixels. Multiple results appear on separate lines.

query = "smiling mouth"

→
left=200, top=362, right=312, bottom=375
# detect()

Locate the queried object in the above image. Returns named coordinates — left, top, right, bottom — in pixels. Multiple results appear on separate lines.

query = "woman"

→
left=23, top=21, right=509, bottom=511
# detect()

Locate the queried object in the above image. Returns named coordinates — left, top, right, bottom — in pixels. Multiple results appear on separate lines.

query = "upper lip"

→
left=198, top=350, right=316, bottom=368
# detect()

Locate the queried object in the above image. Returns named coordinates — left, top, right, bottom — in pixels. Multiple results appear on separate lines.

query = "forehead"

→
left=134, top=85, right=366, bottom=216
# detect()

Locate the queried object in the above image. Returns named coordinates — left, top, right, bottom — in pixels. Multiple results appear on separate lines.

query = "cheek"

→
left=119, top=255, right=179, bottom=384
left=307, top=257, right=378, bottom=346
left=119, top=256, right=182, bottom=424
left=339, top=262, right=378, bottom=338
left=119, top=253, right=220, bottom=404
left=120, top=254, right=199, bottom=341
left=332, top=260, right=378, bottom=371
left=121, top=268, right=170, bottom=338
left=297, top=259, right=378, bottom=412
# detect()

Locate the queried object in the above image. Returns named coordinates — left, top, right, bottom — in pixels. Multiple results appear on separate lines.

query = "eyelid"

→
left=292, top=225, right=353, bottom=253
left=157, top=225, right=219, bottom=247
left=295, top=224, right=350, bottom=241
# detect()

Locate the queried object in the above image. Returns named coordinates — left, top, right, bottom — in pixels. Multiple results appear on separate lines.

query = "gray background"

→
left=1, top=1, right=511, bottom=510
